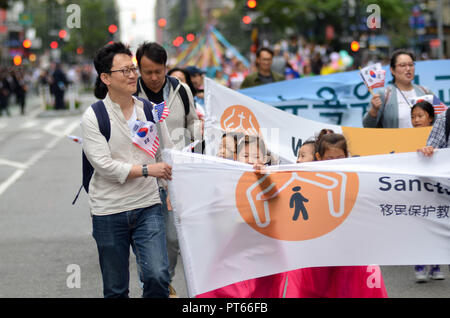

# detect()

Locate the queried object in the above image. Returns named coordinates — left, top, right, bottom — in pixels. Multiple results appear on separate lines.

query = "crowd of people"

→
left=79, top=39, right=449, bottom=299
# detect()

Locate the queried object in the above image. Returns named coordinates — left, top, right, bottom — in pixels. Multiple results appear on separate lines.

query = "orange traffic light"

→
left=13, top=55, right=22, bottom=66
left=247, top=0, right=257, bottom=9
left=23, top=39, right=32, bottom=49
left=350, top=41, right=360, bottom=52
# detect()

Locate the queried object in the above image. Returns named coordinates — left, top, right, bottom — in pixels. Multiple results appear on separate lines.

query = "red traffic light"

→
left=108, top=24, right=118, bottom=34
left=173, top=36, right=184, bottom=47
left=247, top=0, right=257, bottom=9
left=350, top=41, right=360, bottom=52
left=158, top=18, right=167, bottom=28
left=50, top=41, right=58, bottom=49
left=186, top=33, right=195, bottom=42
left=58, top=29, right=67, bottom=39
left=242, top=15, right=252, bottom=24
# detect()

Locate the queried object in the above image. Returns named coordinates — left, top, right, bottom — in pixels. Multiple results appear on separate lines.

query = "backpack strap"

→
left=135, top=96, right=155, bottom=123
left=73, top=101, right=110, bottom=205
left=167, top=76, right=190, bottom=116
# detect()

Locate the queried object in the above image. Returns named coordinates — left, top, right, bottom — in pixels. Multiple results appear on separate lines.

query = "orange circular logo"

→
left=235, top=171, right=359, bottom=241
left=220, top=105, right=261, bottom=135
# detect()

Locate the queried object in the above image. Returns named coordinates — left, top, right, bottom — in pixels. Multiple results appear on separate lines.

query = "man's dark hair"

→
left=93, top=42, right=132, bottom=99
left=136, top=42, right=167, bottom=68
left=256, top=47, right=274, bottom=58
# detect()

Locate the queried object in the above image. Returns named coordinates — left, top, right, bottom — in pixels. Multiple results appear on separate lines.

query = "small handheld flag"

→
left=359, top=63, right=386, bottom=95
left=410, top=94, right=448, bottom=115
left=131, top=120, right=160, bottom=158
left=67, top=135, right=83, bottom=144
left=152, top=101, right=170, bottom=122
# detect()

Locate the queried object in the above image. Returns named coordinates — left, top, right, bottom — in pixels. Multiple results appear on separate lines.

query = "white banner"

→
left=204, top=78, right=431, bottom=163
left=164, top=149, right=450, bottom=297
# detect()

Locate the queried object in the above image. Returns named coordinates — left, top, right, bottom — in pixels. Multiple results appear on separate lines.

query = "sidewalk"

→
left=0, top=91, right=95, bottom=119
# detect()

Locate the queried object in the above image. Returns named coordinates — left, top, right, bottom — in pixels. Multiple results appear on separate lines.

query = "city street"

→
left=0, top=94, right=448, bottom=298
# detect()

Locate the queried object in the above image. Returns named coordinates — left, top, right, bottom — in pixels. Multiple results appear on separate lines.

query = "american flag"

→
left=410, top=94, right=448, bottom=115
left=153, top=101, right=170, bottom=122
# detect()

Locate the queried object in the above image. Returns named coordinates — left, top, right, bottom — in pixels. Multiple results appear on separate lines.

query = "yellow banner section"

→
left=342, top=127, right=432, bottom=157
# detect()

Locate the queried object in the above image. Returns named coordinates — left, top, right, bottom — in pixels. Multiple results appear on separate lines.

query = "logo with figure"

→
left=235, top=171, right=359, bottom=241
left=220, top=105, right=261, bottom=135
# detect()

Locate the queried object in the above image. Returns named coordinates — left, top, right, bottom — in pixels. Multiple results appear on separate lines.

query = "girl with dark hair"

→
left=411, top=100, right=435, bottom=128
left=363, top=49, right=433, bottom=128
left=410, top=101, right=444, bottom=281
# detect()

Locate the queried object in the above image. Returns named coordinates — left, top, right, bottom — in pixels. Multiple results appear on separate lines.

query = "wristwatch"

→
left=142, top=164, right=148, bottom=178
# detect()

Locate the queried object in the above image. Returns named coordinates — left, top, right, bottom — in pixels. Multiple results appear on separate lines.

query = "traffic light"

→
left=173, top=36, right=184, bottom=47
left=22, top=39, right=32, bottom=49
left=108, top=24, right=118, bottom=34
left=158, top=18, right=167, bottom=28
left=186, top=33, right=195, bottom=42
left=247, top=0, right=257, bottom=9
left=50, top=41, right=58, bottom=49
left=58, top=29, right=67, bottom=39
left=242, top=15, right=252, bottom=24
left=350, top=41, right=360, bottom=52
left=13, top=55, right=22, bottom=66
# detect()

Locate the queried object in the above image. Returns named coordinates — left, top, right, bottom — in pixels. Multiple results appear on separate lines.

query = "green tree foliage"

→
left=217, top=0, right=412, bottom=52
left=26, top=0, right=118, bottom=61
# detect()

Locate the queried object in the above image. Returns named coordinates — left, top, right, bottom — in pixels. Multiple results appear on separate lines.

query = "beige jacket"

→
left=81, top=94, right=172, bottom=216
left=137, top=77, right=201, bottom=150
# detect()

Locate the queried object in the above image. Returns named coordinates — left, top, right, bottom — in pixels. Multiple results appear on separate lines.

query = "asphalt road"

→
left=0, top=94, right=448, bottom=298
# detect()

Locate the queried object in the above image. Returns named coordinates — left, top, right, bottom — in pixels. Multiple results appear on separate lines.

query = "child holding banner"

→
left=411, top=101, right=445, bottom=282
left=197, top=134, right=287, bottom=298
left=286, top=132, right=388, bottom=298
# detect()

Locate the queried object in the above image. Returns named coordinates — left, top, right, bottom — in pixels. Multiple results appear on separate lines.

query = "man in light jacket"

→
left=81, top=42, right=173, bottom=298
left=135, top=41, right=201, bottom=297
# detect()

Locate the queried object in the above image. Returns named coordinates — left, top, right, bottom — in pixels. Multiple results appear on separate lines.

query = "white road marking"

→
left=0, top=118, right=80, bottom=198
left=0, top=170, right=25, bottom=197
left=0, top=159, right=27, bottom=170
left=21, top=120, right=39, bottom=129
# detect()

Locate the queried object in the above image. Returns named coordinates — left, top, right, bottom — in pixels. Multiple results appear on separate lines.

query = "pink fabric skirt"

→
left=285, top=266, right=388, bottom=298
left=196, top=272, right=287, bottom=298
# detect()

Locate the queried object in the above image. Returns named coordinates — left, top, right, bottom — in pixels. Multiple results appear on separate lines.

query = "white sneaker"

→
left=429, top=266, right=445, bottom=280
left=415, top=265, right=428, bottom=283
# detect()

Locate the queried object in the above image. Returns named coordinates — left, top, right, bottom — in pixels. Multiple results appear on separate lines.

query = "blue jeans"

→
left=92, top=205, right=169, bottom=298
left=159, top=187, right=180, bottom=282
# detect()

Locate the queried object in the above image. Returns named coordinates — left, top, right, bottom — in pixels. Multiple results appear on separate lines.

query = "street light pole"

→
left=437, top=0, right=444, bottom=59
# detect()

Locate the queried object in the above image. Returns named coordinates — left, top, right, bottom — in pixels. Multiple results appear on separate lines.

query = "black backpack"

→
left=72, top=97, right=155, bottom=205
